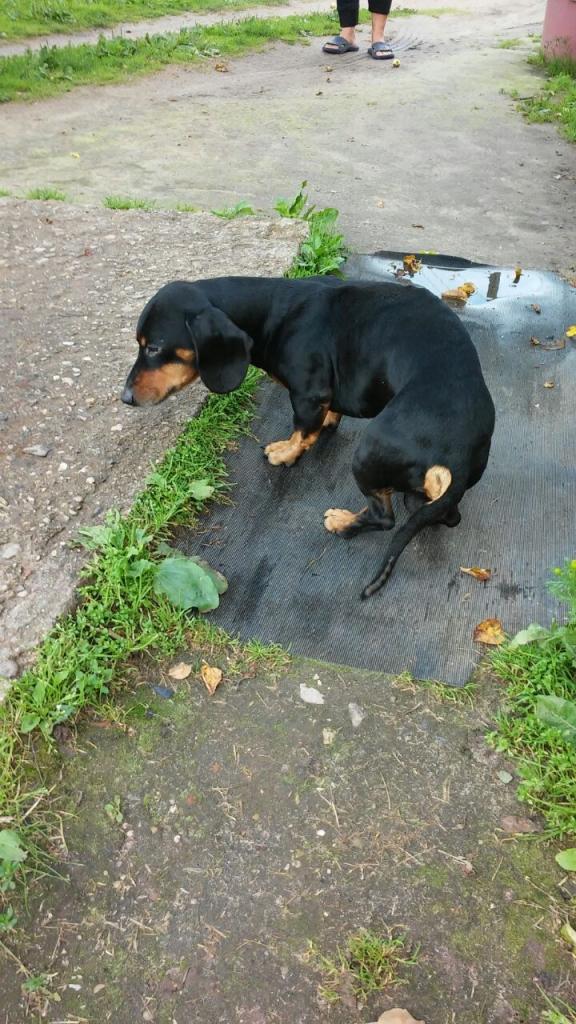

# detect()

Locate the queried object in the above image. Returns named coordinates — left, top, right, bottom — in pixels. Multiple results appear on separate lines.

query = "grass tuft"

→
left=518, top=52, right=576, bottom=142
left=25, top=186, right=66, bottom=200
left=104, top=194, right=155, bottom=210
left=490, top=559, right=576, bottom=838
left=306, top=928, right=417, bottom=1005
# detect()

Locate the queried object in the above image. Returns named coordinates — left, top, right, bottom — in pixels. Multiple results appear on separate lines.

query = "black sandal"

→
left=322, top=35, right=359, bottom=54
left=367, top=41, right=394, bottom=60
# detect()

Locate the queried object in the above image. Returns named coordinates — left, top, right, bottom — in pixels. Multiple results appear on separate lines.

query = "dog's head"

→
left=121, top=281, right=253, bottom=407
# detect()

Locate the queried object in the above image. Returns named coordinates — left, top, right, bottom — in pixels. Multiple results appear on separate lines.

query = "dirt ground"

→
left=0, top=203, right=304, bottom=681
left=2, top=660, right=575, bottom=1023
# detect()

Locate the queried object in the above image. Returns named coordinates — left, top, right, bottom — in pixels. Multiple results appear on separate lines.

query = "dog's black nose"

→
left=121, top=386, right=135, bottom=406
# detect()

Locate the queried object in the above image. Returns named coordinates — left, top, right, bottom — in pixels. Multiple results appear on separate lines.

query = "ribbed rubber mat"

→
left=176, top=255, right=576, bottom=684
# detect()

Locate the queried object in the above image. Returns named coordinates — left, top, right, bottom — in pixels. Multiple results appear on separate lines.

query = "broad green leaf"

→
left=508, top=623, right=551, bottom=648
left=127, top=558, right=154, bottom=578
left=555, top=848, right=576, bottom=871
left=188, top=480, right=215, bottom=501
left=153, top=557, right=220, bottom=612
left=535, top=696, right=576, bottom=745
left=76, top=524, right=115, bottom=550
left=0, top=830, right=27, bottom=864
left=188, top=557, right=228, bottom=596
left=20, top=712, right=40, bottom=734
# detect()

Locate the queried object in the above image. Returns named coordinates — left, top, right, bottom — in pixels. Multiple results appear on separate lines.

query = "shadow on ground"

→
left=3, top=659, right=574, bottom=1022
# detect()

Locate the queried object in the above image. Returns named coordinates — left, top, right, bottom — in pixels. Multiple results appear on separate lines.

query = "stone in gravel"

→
left=0, top=543, right=21, bottom=560
left=23, top=444, right=50, bottom=457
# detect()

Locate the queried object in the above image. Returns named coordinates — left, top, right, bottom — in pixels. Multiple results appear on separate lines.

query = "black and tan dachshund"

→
left=122, top=276, right=495, bottom=597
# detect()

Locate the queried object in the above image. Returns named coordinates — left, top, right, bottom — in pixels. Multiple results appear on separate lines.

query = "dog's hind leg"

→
left=324, top=490, right=395, bottom=538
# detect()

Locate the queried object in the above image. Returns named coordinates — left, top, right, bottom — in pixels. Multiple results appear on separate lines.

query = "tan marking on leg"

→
left=132, top=363, right=198, bottom=405
left=323, top=409, right=342, bottom=429
left=324, top=507, right=367, bottom=534
left=264, top=429, right=321, bottom=467
left=423, top=465, right=452, bottom=502
left=374, top=487, right=393, bottom=516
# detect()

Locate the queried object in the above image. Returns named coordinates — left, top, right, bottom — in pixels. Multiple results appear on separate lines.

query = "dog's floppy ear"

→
left=186, top=308, right=253, bottom=394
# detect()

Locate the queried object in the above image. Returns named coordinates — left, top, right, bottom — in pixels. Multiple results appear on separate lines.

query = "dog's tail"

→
left=361, top=465, right=464, bottom=599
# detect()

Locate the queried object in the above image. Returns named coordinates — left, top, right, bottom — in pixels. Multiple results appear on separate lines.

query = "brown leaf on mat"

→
left=531, top=303, right=541, bottom=314
left=403, top=254, right=422, bottom=274
left=201, top=662, right=223, bottom=695
left=473, top=618, right=505, bottom=645
left=168, top=661, right=192, bottom=680
left=460, top=566, right=492, bottom=582
left=372, top=1010, right=425, bottom=1024
left=442, top=282, right=476, bottom=305
left=214, top=62, right=229, bottom=72
left=530, top=336, right=540, bottom=346
left=543, top=380, right=555, bottom=389
left=541, top=338, right=565, bottom=351
left=500, top=815, right=540, bottom=834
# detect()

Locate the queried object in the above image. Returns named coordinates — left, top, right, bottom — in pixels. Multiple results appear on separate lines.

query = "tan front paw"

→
left=265, top=440, right=300, bottom=466
left=324, top=508, right=358, bottom=534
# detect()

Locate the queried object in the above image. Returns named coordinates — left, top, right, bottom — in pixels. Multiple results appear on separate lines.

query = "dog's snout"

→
left=121, top=385, right=135, bottom=406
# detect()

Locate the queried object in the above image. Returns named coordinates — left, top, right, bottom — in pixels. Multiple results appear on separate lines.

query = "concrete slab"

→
left=0, top=201, right=305, bottom=680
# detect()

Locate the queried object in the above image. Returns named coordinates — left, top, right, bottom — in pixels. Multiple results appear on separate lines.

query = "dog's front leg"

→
left=264, top=395, right=333, bottom=467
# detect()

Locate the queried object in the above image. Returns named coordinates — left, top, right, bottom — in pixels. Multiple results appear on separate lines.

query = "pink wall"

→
left=542, top=0, right=576, bottom=59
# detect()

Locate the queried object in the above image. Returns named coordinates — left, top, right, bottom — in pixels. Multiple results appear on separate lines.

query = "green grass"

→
left=490, top=560, right=576, bottom=839
left=0, top=188, right=11, bottom=196
left=519, top=53, right=576, bottom=142
left=0, top=0, right=287, bottom=40
left=0, top=192, right=345, bottom=911
left=0, top=8, right=463, bottom=104
left=497, top=37, right=522, bottom=49
left=307, top=928, right=417, bottom=1005
left=104, top=194, right=155, bottom=210
left=175, top=201, right=199, bottom=213
left=25, top=186, right=66, bottom=200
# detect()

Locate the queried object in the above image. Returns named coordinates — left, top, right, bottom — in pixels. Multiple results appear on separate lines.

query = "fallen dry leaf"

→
left=403, top=253, right=422, bottom=273
left=500, top=815, right=540, bottom=834
left=541, top=338, right=565, bottom=351
left=442, top=282, right=476, bottom=305
left=411, top=223, right=425, bottom=229
left=200, top=662, right=223, bottom=695
left=531, top=303, right=541, bottom=314
left=566, top=325, right=576, bottom=338
left=372, top=1010, right=425, bottom=1024
left=544, top=380, right=555, bottom=389
left=513, top=266, right=522, bottom=284
left=392, top=58, right=401, bottom=67
left=460, top=566, right=492, bottom=582
left=168, top=661, right=192, bottom=680
left=473, top=618, right=505, bottom=645
left=214, top=61, right=229, bottom=72
left=376, top=199, right=386, bottom=208
left=530, top=336, right=540, bottom=346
